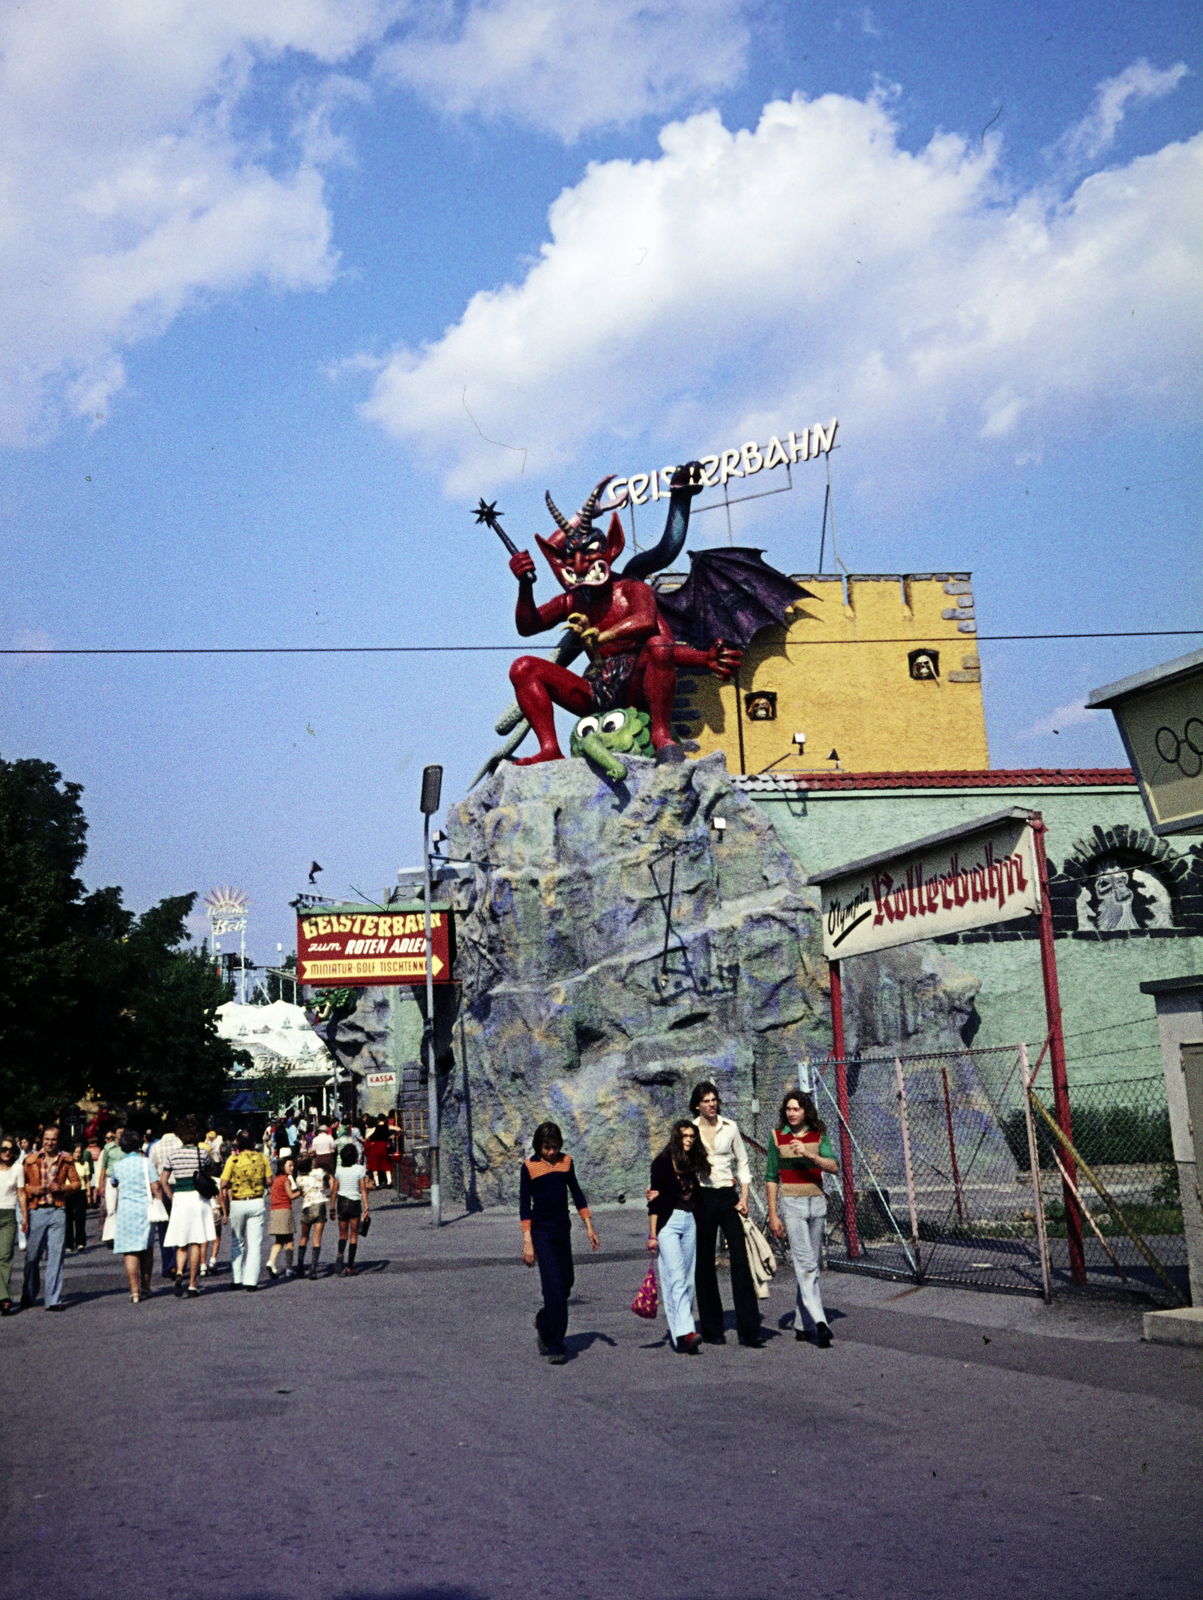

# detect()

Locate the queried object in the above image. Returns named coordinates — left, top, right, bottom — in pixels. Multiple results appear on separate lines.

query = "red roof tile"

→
left=734, top=768, right=1136, bottom=791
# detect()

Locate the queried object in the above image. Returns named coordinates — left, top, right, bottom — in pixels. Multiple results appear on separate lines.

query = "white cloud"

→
left=1057, top=58, right=1189, bottom=169
left=0, top=1, right=401, bottom=445
left=0, top=1, right=759, bottom=445
left=359, top=78, right=1203, bottom=496
left=377, top=0, right=753, bottom=142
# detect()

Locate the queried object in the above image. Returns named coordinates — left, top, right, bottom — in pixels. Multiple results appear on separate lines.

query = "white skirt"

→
left=164, top=1190, right=217, bottom=1246
left=101, top=1178, right=118, bottom=1242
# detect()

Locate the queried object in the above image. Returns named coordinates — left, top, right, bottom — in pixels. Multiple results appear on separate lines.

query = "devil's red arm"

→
left=515, top=589, right=572, bottom=637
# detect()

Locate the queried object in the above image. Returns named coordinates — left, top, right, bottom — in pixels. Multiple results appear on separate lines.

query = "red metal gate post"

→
left=829, top=958, right=860, bottom=1259
left=1031, top=814, right=1086, bottom=1285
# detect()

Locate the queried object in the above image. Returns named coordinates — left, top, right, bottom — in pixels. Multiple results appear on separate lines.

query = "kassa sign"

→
left=297, top=903, right=454, bottom=987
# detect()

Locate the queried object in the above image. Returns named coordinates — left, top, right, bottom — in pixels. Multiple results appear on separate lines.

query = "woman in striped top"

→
left=765, top=1091, right=838, bottom=1347
left=161, top=1115, right=217, bottom=1298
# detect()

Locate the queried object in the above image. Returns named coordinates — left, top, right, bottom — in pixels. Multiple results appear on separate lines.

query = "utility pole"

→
left=420, top=764, right=444, bottom=1227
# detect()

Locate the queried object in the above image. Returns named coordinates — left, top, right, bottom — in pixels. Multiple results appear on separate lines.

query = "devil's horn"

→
left=544, top=491, right=573, bottom=533
left=578, top=474, right=616, bottom=527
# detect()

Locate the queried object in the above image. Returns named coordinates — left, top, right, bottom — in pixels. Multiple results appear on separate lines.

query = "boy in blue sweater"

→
left=519, top=1122, right=600, bottom=1364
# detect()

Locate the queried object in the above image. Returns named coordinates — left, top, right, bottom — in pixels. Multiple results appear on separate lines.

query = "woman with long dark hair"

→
left=519, top=1122, right=600, bottom=1365
left=766, top=1089, right=839, bottom=1347
left=647, top=1119, right=709, bottom=1354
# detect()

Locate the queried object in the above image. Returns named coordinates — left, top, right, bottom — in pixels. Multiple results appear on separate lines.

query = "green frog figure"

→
left=568, top=706, right=654, bottom=780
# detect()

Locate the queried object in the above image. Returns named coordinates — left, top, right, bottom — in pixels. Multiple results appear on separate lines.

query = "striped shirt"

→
left=765, top=1127, right=836, bottom=1198
left=162, top=1144, right=210, bottom=1193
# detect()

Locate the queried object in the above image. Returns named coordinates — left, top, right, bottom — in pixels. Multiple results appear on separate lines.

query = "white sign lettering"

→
left=813, top=812, right=1041, bottom=961
left=610, top=419, right=838, bottom=507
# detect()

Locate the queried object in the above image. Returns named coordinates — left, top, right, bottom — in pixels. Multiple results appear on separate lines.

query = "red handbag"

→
left=631, top=1263, right=659, bottom=1319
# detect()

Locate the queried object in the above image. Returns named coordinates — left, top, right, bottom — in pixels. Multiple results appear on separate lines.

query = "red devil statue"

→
left=507, top=473, right=740, bottom=765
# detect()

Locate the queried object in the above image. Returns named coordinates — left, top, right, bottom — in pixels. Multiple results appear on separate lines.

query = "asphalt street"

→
left=1, top=1197, right=1200, bottom=1600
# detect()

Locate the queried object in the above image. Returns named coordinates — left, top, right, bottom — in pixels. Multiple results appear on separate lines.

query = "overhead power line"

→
left=2, top=629, right=1199, bottom=658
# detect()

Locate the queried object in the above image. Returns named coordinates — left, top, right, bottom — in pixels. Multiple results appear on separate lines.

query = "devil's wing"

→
left=654, top=548, right=815, bottom=650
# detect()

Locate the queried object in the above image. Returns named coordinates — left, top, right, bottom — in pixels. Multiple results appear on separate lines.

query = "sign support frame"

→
left=828, top=960, right=860, bottom=1259
left=1031, top=814, right=1086, bottom=1285
left=816, top=805, right=1084, bottom=1288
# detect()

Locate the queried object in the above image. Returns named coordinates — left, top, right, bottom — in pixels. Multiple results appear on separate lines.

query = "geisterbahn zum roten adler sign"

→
left=296, top=903, right=453, bottom=986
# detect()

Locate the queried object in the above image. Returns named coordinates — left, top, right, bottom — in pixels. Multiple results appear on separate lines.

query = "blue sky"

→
left=1, top=1, right=1199, bottom=962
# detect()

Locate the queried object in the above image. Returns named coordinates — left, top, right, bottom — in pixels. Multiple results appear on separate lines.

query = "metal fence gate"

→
left=742, top=1046, right=1187, bottom=1303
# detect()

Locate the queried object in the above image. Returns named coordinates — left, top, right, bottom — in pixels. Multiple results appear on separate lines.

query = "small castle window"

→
left=744, top=691, right=777, bottom=721
left=908, top=649, right=939, bottom=681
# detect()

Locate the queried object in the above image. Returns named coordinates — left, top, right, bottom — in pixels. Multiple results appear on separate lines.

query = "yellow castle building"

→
left=658, top=570, right=989, bottom=774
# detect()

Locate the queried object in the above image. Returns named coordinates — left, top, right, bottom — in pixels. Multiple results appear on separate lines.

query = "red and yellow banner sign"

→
left=297, top=905, right=453, bottom=986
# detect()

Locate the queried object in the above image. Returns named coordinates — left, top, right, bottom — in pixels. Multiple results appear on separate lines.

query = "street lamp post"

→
left=420, top=764, right=444, bottom=1227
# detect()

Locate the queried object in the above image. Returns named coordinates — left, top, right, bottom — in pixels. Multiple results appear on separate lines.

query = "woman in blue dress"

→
left=111, top=1128, right=166, bottom=1304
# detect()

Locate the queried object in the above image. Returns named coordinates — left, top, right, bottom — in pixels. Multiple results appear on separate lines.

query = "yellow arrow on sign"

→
left=431, top=954, right=444, bottom=977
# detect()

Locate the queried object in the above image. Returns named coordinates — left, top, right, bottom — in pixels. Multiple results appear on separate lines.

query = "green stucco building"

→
left=734, top=767, right=1203, bottom=1084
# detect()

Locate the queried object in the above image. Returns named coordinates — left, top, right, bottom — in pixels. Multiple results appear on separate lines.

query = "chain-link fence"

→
left=1007, top=1067, right=1185, bottom=1300
left=741, top=1048, right=1186, bottom=1304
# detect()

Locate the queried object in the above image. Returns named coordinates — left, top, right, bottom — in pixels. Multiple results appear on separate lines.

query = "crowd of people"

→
left=1, top=1083, right=839, bottom=1362
left=0, top=1110, right=400, bottom=1313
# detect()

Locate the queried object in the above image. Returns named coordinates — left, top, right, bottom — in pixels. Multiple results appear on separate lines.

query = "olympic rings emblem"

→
left=1155, top=718, right=1203, bottom=779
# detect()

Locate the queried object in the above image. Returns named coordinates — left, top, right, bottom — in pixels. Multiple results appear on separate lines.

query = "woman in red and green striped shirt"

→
left=766, top=1090, right=839, bottom=1348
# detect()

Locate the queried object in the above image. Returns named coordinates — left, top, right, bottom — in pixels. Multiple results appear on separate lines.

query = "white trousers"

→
left=229, top=1197, right=265, bottom=1286
left=780, top=1194, right=827, bottom=1332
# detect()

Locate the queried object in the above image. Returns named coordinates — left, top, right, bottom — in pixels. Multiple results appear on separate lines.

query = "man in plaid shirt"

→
left=20, top=1125, right=81, bottom=1311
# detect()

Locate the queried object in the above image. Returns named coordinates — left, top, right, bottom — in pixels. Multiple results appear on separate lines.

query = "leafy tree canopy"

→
left=0, top=754, right=247, bottom=1127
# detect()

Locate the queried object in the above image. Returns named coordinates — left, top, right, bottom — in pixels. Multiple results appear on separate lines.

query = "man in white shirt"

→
left=691, top=1081, right=763, bottom=1347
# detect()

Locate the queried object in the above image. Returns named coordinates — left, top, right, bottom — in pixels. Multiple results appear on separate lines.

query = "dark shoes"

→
left=547, top=1348, right=568, bottom=1365
left=0, top=1301, right=10, bottom=1317
left=187, top=1286, right=200, bottom=1298
left=46, top=1304, right=65, bottom=1313
left=343, top=1266, right=358, bottom=1277
left=677, top=1333, right=702, bottom=1355
left=815, top=1322, right=833, bottom=1348
left=173, top=1277, right=185, bottom=1298
left=700, top=1334, right=727, bottom=1345
left=738, top=1334, right=766, bottom=1349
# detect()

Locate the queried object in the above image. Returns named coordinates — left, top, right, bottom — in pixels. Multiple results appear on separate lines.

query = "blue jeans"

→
left=655, top=1209, right=697, bottom=1345
left=229, top=1197, right=265, bottom=1286
left=780, top=1194, right=827, bottom=1332
left=23, top=1207, right=67, bottom=1307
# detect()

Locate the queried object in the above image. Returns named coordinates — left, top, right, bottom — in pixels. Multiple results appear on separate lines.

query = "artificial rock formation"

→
left=439, top=751, right=979, bottom=1207
left=441, top=752, right=823, bottom=1204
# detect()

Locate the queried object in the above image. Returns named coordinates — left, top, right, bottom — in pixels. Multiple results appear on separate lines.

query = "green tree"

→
left=0, top=757, right=89, bottom=1120
left=0, top=754, right=246, bottom=1126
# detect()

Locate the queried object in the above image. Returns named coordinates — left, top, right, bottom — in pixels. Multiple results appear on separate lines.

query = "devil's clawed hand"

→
left=567, top=612, right=601, bottom=658
left=709, top=639, right=742, bottom=680
left=510, top=550, right=536, bottom=582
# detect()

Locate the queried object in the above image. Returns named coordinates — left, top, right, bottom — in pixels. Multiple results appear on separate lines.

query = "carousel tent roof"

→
left=216, top=1000, right=333, bottom=1075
